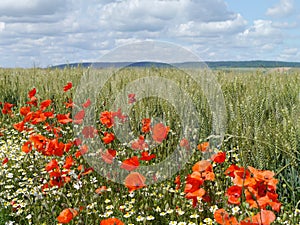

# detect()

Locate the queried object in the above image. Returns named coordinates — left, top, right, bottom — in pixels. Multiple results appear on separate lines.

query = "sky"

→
left=0, top=0, right=299, bottom=68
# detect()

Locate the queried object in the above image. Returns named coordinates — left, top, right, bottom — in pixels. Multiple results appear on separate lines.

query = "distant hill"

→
left=51, top=60, right=300, bottom=69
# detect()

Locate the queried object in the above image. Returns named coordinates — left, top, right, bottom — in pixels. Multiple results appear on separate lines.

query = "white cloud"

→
left=0, top=0, right=67, bottom=17
left=239, top=20, right=281, bottom=38
left=173, top=13, right=247, bottom=37
left=99, top=0, right=179, bottom=32
left=272, top=21, right=298, bottom=29
left=0, top=22, right=5, bottom=31
left=98, top=0, right=246, bottom=33
left=266, top=0, right=294, bottom=18
left=282, top=47, right=298, bottom=55
left=224, top=20, right=286, bottom=60
left=0, top=0, right=299, bottom=67
left=279, top=47, right=299, bottom=61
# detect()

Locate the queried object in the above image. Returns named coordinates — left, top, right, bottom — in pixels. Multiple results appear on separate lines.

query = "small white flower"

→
left=124, top=212, right=131, bottom=218
left=177, top=209, right=185, bottom=216
left=6, top=173, right=13, bottom=179
left=146, top=215, right=155, bottom=220
left=155, top=206, right=161, bottom=212
left=187, top=222, right=196, bottom=225
left=136, top=215, right=144, bottom=221
left=166, top=209, right=174, bottom=214
left=209, top=205, right=218, bottom=213
left=204, top=218, right=213, bottom=223
left=169, top=221, right=177, bottom=225
left=103, top=210, right=113, bottom=217
left=106, top=205, right=114, bottom=210
left=190, top=213, right=199, bottom=218
left=232, top=206, right=240, bottom=215
left=104, top=199, right=111, bottom=204
left=73, top=181, right=82, bottom=190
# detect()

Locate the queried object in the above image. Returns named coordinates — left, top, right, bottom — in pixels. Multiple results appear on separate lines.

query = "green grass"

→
left=0, top=67, right=299, bottom=224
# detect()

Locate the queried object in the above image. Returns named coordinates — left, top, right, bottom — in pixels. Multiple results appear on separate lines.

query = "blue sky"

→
left=0, top=0, right=299, bottom=68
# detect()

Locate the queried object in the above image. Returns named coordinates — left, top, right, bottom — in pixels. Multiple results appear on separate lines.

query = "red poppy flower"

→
left=211, top=151, right=226, bottom=163
left=100, top=111, right=114, bottom=128
left=102, top=132, right=115, bottom=144
left=185, top=188, right=206, bottom=205
left=77, top=164, right=83, bottom=172
left=45, top=138, right=65, bottom=157
left=233, top=168, right=255, bottom=187
left=64, top=98, right=74, bottom=108
left=240, top=221, right=259, bottom=225
left=128, top=93, right=136, bottom=104
left=2, top=157, right=8, bottom=165
left=192, top=160, right=212, bottom=172
left=2, top=102, right=14, bottom=114
left=184, top=174, right=205, bottom=205
left=121, top=156, right=139, bottom=171
left=112, top=108, right=127, bottom=122
left=214, top=208, right=239, bottom=225
left=45, top=159, right=59, bottom=172
left=100, top=218, right=124, bottom=225
left=226, top=185, right=242, bottom=205
left=63, top=156, right=74, bottom=169
left=141, top=118, right=151, bottom=133
left=140, top=151, right=156, bottom=161
left=81, top=167, right=94, bottom=176
left=101, top=149, right=116, bottom=164
left=75, top=150, right=82, bottom=158
left=40, top=99, right=52, bottom=111
left=180, top=138, right=190, bottom=150
left=197, top=141, right=209, bottom=152
left=44, top=111, right=54, bottom=118
left=82, top=126, right=97, bottom=138
left=26, top=96, right=38, bottom=107
left=30, top=134, right=48, bottom=151
left=20, top=106, right=31, bottom=116
left=242, top=210, right=275, bottom=225
left=95, top=186, right=107, bottom=195
left=190, top=171, right=204, bottom=182
left=63, top=82, right=73, bottom=92
left=41, top=183, right=49, bottom=193
left=13, top=121, right=25, bottom=132
left=152, top=123, right=169, bottom=143
left=74, top=138, right=82, bottom=146
left=64, top=142, right=73, bottom=153
left=224, top=164, right=240, bottom=177
left=174, top=175, right=181, bottom=190
left=131, top=135, right=149, bottom=150
left=57, top=208, right=78, bottom=224
left=74, top=110, right=85, bottom=122
left=82, top=98, right=91, bottom=108
left=79, top=145, right=89, bottom=155
left=248, top=166, right=278, bottom=189
left=124, top=172, right=146, bottom=192
left=202, top=170, right=215, bottom=181
left=56, top=113, right=72, bottom=124
left=28, top=88, right=36, bottom=99
left=21, top=141, right=33, bottom=154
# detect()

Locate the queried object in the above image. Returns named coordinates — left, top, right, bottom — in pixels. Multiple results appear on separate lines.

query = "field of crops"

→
left=0, top=67, right=299, bottom=225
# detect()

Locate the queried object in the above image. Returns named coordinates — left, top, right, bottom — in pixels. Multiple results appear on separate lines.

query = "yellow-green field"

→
left=0, top=67, right=299, bottom=224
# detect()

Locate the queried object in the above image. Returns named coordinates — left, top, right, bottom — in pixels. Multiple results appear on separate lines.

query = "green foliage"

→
left=0, top=67, right=299, bottom=224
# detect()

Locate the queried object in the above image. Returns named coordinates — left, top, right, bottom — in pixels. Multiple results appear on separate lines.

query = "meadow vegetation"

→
left=0, top=67, right=299, bottom=224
